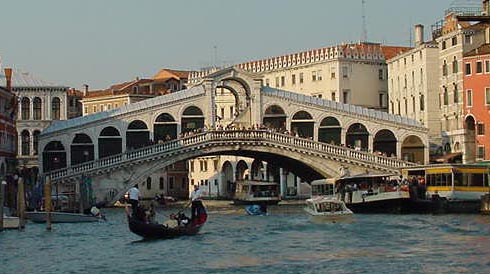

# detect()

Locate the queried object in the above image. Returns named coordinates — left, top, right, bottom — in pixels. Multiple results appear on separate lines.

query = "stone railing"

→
left=45, top=130, right=416, bottom=181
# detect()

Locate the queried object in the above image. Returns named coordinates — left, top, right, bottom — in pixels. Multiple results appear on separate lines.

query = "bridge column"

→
left=279, top=168, right=287, bottom=198
left=340, top=128, right=346, bottom=146
left=296, top=175, right=301, bottom=197
left=396, top=141, right=402, bottom=160
left=368, top=134, right=373, bottom=152
left=313, top=122, right=318, bottom=142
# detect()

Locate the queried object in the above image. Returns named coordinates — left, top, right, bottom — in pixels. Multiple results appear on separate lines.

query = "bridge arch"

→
left=221, top=161, right=234, bottom=197
left=401, top=135, right=424, bottom=163
left=215, top=76, right=252, bottom=110
left=154, top=113, right=178, bottom=142
left=318, top=116, right=341, bottom=145
left=263, top=104, right=287, bottom=130
left=70, top=133, right=94, bottom=165
left=126, top=120, right=149, bottom=149
left=251, top=159, right=265, bottom=180
left=373, top=129, right=397, bottom=157
left=181, top=105, right=205, bottom=133
left=346, top=123, right=369, bottom=150
left=42, top=141, right=66, bottom=172
left=291, top=110, right=314, bottom=138
left=236, top=160, right=249, bottom=180
left=98, top=126, right=122, bottom=158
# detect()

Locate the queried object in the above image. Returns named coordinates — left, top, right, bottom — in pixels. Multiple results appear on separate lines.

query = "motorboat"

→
left=233, top=180, right=281, bottom=205
left=127, top=203, right=207, bottom=239
left=2, top=216, right=20, bottom=229
left=25, top=211, right=105, bottom=223
left=245, top=204, right=268, bottom=215
left=304, top=196, right=353, bottom=218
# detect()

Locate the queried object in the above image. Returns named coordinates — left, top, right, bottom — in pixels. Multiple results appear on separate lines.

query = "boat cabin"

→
left=233, top=180, right=281, bottom=205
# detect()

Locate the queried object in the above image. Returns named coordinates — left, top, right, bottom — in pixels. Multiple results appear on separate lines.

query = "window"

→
left=312, top=71, right=317, bottom=81
left=451, top=36, right=457, bottom=46
left=33, top=98, right=42, bottom=120
left=342, top=66, right=349, bottom=78
left=21, top=130, right=30, bottom=156
left=452, top=57, right=458, bottom=73
left=467, top=90, right=473, bottom=107
left=299, top=73, right=304, bottom=84
left=477, top=123, right=485, bottom=135
left=169, top=177, right=174, bottom=189
left=317, top=70, right=322, bottom=80
left=453, top=84, right=459, bottom=103
left=443, top=87, right=449, bottom=105
left=397, top=100, right=401, bottom=114
left=331, top=72, right=336, bottom=79
left=464, top=34, right=472, bottom=45
left=331, top=92, right=336, bottom=101
left=21, top=98, right=30, bottom=120
left=378, top=69, right=384, bottom=80
left=281, top=76, right=285, bottom=87
left=93, top=105, right=97, bottom=113
left=486, top=87, right=490, bottom=105
left=214, top=159, right=218, bottom=171
left=265, top=79, right=270, bottom=87
left=52, top=97, right=60, bottom=120
left=146, top=177, right=152, bottom=190
left=230, top=106, right=234, bottom=118
left=291, top=74, right=296, bottom=85
left=465, top=63, right=472, bottom=75
left=33, top=130, right=40, bottom=155
left=275, top=77, right=279, bottom=87
left=442, top=40, right=446, bottom=50
left=420, top=94, right=425, bottom=111
left=379, top=92, right=386, bottom=108
left=107, top=104, right=112, bottom=110
left=477, top=61, right=483, bottom=74
left=84, top=106, right=88, bottom=114
left=442, top=60, right=448, bottom=76
left=342, top=89, right=350, bottom=104
left=486, top=60, right=490, bottom=73
left=478, top=146, right=485, bottom=159
left=159, top=177, right=164, bottom=190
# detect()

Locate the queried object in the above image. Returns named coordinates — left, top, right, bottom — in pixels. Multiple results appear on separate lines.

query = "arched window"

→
left=33, top=97, right=42, bottom=120
left=52, top=97, right=61, bottom=120
left=21, top=130, right=30, bottom=156
left=21, top=97, right=30, bottom=120
left=33, top=130, right=41, bottom=155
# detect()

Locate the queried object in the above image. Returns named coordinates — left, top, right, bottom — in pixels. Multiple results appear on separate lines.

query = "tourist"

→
left=189, top=184, right=204, bottom=219
left=128, top=185, right=141, bottom=216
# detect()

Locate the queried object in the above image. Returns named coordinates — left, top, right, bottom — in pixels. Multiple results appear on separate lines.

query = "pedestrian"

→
left=128, top=185, right=141, bottom=217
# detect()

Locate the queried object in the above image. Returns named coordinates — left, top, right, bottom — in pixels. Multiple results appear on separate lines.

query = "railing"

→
left=45, top=130, right=416, bottom=181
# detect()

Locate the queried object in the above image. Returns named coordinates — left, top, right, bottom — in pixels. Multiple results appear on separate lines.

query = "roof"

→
left=465, top=43, right=490, bottom=57
left=0, top=69, right=59, bottom=87
left=380, top=46, right=413, bottom=60
left=83, top=78, right=155, bottom=98
left=153, top=69, right=190, bottom=80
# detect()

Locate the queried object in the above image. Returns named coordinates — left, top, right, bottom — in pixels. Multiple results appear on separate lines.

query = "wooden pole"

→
left=17, top=177, right=26, bottom=229
left=44, top=177, right=52, bottom=231
left=0, top=180, right=6, bottom=232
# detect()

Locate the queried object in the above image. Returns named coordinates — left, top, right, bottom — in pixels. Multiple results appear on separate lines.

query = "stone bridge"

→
left=38, top=67, right=428, bottom=203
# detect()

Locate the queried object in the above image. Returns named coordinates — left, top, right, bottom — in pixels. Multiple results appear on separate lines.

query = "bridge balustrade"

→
left=44, top=129, right=415, bottom=181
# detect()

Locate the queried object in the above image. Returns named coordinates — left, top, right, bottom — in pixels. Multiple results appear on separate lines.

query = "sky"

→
left=0, top=0, right=474, bottom=90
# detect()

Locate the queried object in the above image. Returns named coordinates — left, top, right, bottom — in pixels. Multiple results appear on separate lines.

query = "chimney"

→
left=4, top=68, right=12, bottom=91
left=83, top=84, right=88, bottom=96
left=415, top=24, right=424, bottom=47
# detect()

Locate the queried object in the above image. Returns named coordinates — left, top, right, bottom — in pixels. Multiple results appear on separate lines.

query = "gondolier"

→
left=128, top=185, right=141, bottom=216
left=190, top=185, right=204, bottom=219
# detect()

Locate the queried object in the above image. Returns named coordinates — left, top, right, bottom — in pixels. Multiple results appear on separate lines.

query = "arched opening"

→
left=98, top=126, right=122, bottom=159
left=401, top=135, right=425, bottom=164
left=318, top=117, right=341, bottom=145
left=251, top=159, right=265, bottom=180
left=346, top=123, right=369, bottom=150
left=21, top=130, right=30, bottom=156
left=221, top=161, right=234, bottom=198
left=42, top=141, right=66, bottom=172
left=126, top=120, right=149, bottom=149
left=464, top=116, right=476, bottom=163
left=71, top=133, right=94, bottom=165
left=181, top=106, right=204, bottom=134
left=263, top=105, right=286, bottom=130
left=373, top=129, right=397, bottom=157
left=154, top=113, right=177, bottom=142
left=33, top=97, right=42, bottom=120
left=291, top=111, right=314, bottom=138
left=21, top=97, right=30, bottom=120
left=52, top=97, right=61, bottom=120
left=236, top=160, right=249, bottom=181
left=33, top=130, right=41, bottom=155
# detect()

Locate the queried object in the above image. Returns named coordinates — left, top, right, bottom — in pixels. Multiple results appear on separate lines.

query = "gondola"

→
left=127, top=204, right=207, bottom=239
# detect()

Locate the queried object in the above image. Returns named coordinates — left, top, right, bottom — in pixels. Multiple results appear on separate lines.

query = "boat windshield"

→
left=316, top=201, right=343, bottom=213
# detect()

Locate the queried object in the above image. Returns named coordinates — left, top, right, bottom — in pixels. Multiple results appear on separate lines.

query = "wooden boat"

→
left=25, top=211, right=105, bottom=223
left=233, top=180, right=281, bottom=205
left=2, top=216, right=20, bottom=229
left=304, top=196, right=353, bottom=218
left=127, top=204, right=207, bottom=239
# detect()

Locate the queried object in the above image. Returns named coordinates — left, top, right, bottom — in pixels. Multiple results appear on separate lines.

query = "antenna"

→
left=361, top=0, right=368, bottom=42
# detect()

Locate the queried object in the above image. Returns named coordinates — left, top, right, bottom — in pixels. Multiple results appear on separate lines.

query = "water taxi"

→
left=401, top=164, right=490, bottom=213
left=304, top=196, right=353, bottom=218
left=233, top=180, right=281, bottom=205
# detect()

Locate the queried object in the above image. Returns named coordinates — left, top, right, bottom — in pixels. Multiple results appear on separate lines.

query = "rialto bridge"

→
left=38, top=67, right=428, bottom=204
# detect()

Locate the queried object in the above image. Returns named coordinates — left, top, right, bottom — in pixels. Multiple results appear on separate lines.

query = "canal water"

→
left=2, top=204, right=490, bottom=274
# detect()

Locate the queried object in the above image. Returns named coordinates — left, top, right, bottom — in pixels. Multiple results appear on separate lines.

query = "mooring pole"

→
left=44, top=177, right=52, bottom=231
left=17, top=177, right=26, bottom=229
left=0, top=180, right=6, bottom=232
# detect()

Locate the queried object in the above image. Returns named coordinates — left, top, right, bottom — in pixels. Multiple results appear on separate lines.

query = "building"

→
left=0, top=68, right=16, bottom=180
left=432, top=7, right=489, bottom=162
left=463, top=41, right=490, bottom=161
left=190, top=42, right=411, bottom=111
left=388, top=25, right=441, bottom=154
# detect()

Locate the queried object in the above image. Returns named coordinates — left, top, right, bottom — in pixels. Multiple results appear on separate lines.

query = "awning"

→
left=433, top=152, right=462, bottom=163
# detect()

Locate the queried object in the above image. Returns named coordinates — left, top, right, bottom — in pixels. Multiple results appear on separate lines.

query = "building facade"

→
left=0, top=68, right=16, bottom=180
left=388, top=25, right=441, bottom=154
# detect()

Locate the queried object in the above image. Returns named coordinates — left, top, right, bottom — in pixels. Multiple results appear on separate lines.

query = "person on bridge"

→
left=189, top=185, right=205, bottom=220
left=128, top=185, right=141, bottom=217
